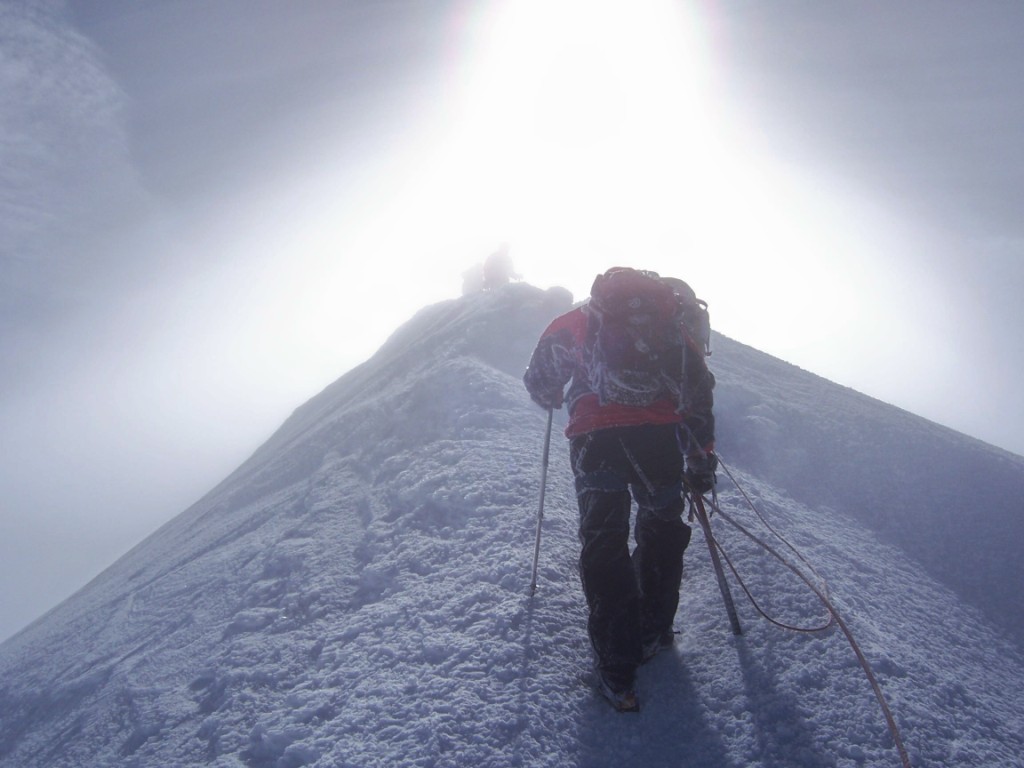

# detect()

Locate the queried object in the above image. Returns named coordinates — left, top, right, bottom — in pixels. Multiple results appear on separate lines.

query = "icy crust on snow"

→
left=1, top=284, right=1023, bottom=767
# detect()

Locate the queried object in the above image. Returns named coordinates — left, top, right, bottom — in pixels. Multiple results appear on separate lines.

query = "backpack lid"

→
left=589, top=267, right=678, bottom=319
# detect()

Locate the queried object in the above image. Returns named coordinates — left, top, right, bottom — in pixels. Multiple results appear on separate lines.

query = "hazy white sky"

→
left=2, top=0, right=1023, bottom=641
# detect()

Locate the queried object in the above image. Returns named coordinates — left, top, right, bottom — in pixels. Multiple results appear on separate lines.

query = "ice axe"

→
left=692, top=491, right=743, bottom=635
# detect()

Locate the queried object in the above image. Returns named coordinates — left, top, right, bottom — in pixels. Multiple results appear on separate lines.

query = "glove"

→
left=530, top=388, right=564, bottom=410
left=684, top=451, right=718, bottom=494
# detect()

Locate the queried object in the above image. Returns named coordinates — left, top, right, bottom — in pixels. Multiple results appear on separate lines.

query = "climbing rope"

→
left=700, top=454, right=912, bottom=768
left=696, top=496, right=835, bottom=633
left=716, top=458, right=832, bottom=597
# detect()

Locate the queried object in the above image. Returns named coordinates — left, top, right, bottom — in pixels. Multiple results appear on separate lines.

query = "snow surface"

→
left=1, top=283, right=1023, bottom=767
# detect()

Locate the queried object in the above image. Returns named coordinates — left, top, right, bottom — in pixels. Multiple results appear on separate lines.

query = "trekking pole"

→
left=529, top=408, right=554, bottom=597
left=693, top=492, right=743, bottom=635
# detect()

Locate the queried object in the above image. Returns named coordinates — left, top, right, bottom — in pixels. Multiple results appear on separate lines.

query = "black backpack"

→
left=584, top=268, right=687, bottom=407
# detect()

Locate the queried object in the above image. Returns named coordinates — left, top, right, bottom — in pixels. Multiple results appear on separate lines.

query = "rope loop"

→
left=704, top=453, right=912, bottom=768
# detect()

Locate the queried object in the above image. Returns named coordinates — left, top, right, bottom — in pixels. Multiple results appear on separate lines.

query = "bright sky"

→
left=2, top=0, right=1023, bottom=641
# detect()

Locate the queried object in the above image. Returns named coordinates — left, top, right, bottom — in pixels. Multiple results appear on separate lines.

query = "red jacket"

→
left=523, top=306, right=715, bottom=449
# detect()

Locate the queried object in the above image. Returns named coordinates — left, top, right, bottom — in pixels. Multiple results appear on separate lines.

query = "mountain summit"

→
left=1, top=283, right=1022, bottom=767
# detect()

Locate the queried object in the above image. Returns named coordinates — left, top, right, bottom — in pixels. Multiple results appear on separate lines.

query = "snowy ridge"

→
left=711, top=333, right=1024, bottom=645
left=1, top=284, right=1022, bottom=767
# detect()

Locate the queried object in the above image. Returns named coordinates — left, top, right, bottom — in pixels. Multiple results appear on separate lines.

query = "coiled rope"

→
left=699, top=454, right=912, bottom=768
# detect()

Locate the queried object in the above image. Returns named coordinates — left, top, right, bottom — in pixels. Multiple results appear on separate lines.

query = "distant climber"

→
left=461, top=244, right=518, bottom=295
left=482, top=244, right=517, bottom=290
left=523, top=267, right=717, bottom=712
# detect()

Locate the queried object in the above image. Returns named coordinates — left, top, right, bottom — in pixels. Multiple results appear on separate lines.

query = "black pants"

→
left=570, top=424, right=692, bottom=680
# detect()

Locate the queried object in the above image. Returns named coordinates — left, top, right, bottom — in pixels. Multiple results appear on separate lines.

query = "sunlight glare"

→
left=164, top=0, right=928, bottom=414
left=426, top=0, right=900, bottom=364
left=443, top=0, right=720, bottom=275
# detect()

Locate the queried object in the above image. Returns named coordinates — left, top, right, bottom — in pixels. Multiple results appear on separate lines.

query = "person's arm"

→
left=523, top=313, right=580, bottom=410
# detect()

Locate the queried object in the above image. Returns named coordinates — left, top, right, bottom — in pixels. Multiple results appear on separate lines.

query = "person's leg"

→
left=619, top=425, right=691, bottom=650
left=578, top=489, right=640, bottom=685
left=571, top=431, right=641, bottom=690
left=634, top=506, right=691, bottom=649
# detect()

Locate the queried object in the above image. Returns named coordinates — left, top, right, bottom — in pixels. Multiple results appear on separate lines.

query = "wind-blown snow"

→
left=1, top=283, right=1022, bottom=767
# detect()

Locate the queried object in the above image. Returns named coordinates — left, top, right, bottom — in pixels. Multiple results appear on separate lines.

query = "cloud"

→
left=0, top=1, right=148, bottom=324
left=710, top=2, right=1024, bottom=233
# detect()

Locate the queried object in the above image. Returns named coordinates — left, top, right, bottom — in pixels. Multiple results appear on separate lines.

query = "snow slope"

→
left=711, top=333, right=1024, bottom=647
left=1, top=283, right=1022, bottom=767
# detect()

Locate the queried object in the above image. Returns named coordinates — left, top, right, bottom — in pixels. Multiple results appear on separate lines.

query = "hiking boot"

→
left=641, top=630, right=675, bottom=664
left=595, top=668, right=640, bottom=713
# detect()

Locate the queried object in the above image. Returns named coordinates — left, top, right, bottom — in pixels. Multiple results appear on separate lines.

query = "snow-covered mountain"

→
left=1, top=283, right=1022, bottom=767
